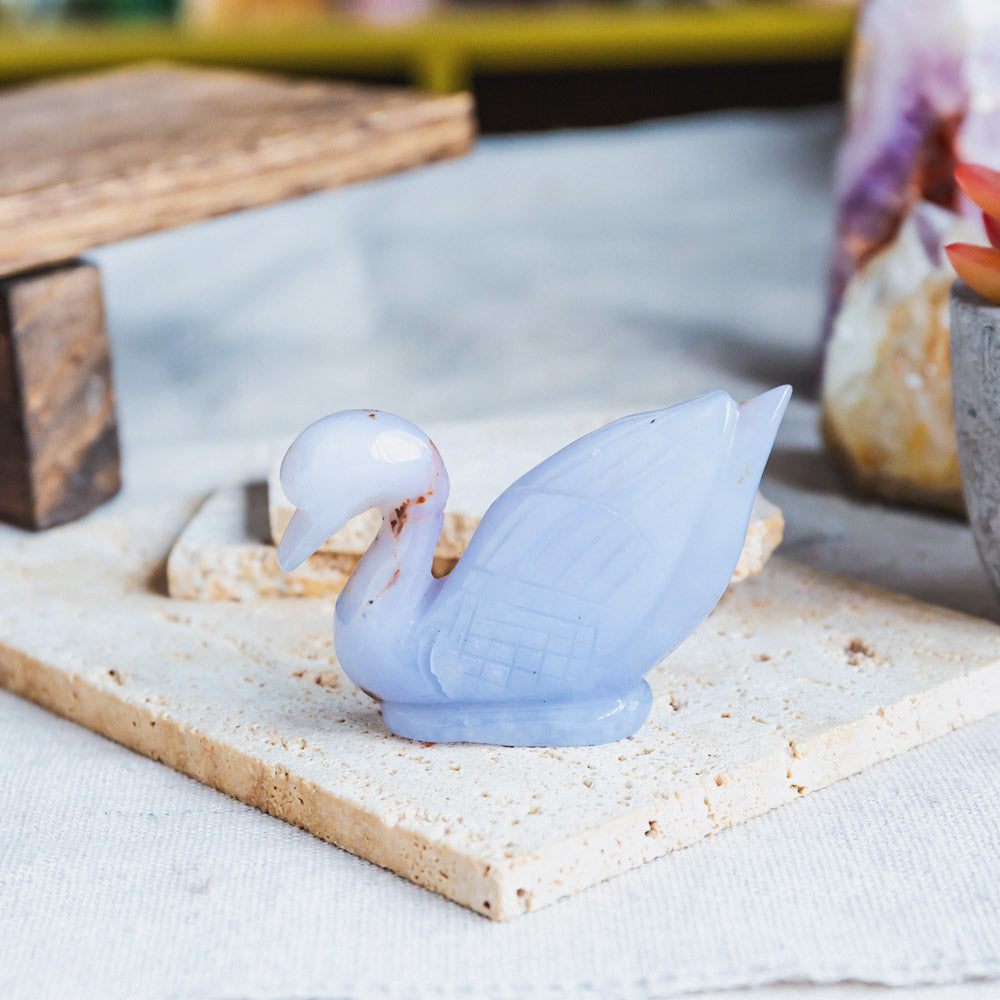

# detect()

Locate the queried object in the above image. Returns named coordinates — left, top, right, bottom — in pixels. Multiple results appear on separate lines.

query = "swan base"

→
left=379, top=681, right=653, bottom=746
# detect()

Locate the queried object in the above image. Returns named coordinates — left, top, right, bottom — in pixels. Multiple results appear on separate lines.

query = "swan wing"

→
left=419, top=391, right=753, bottom=702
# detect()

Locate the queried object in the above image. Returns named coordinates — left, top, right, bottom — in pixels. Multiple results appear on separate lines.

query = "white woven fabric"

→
left=1, top=108, right=999, bottom=999
left=2, top=691, right=999, bottom=999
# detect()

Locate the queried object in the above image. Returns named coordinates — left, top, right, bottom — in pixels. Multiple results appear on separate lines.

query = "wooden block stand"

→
left=0, top=63, right=474, bottom=528
left=0, top=262, right=119, bottom=529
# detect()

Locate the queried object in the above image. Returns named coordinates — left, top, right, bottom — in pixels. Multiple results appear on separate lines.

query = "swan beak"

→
left=277, top=507, right=336, bottom=572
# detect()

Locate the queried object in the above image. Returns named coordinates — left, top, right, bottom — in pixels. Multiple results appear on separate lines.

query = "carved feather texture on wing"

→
left=420, top=391, right=747, bottom=701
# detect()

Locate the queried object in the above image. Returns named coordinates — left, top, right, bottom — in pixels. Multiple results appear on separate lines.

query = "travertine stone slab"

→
left=265, top=411, right=783, bottom=569
left=167, top=482, right=361, bottom=600
left=2, top=497, right=999, bottom=919
left=168, top=482, right=460, bottom=600
left=171, top=433, right=782, bottom=599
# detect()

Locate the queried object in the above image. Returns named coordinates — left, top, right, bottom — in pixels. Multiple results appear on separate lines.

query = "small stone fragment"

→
left=168, top=483, right=783, bottom=602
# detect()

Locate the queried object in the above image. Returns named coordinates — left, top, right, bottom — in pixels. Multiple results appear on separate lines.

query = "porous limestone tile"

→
left=180, top=411, right=784, bottom=601
left=166, top=483, right=361, bottom=600
left=169, top=483, right=782, bottom=601
left=2, top=498, right=1000, bottom=919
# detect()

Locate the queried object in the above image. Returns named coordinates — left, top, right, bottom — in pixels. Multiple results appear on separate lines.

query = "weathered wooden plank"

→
left=0, top=261, right=120, bottom=529
left=0, top=64, right=475, bottom=274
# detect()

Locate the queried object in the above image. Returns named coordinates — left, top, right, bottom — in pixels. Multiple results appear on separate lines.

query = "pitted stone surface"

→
left=3, top=494, right=1000, bottom=918
left=951, top=281, right=1000, bottom=596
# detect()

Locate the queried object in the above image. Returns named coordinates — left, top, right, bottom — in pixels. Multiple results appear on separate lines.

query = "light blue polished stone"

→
left=277, top=386, right=790, bottom=746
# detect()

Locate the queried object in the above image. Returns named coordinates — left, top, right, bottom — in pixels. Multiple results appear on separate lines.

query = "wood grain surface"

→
left=0, top=262, right=120, bottom=528
left=0, top=64, right=475, bottom=274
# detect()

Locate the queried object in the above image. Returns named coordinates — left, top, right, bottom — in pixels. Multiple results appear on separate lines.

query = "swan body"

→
left=278, top=388, right=791, bottom=746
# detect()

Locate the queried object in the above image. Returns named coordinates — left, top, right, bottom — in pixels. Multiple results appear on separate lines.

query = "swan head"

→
left=277, top=409, right=447, bottom=572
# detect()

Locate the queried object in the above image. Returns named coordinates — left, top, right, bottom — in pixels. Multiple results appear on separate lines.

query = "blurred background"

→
left=0, top=0, right=858, bottom=131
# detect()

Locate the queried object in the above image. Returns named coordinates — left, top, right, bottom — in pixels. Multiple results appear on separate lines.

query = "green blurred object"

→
left=11, top=0, right=176, bottom=21
left=105, top=0, right=176, bottom=20
left=74, top=0, right=175, bottom=19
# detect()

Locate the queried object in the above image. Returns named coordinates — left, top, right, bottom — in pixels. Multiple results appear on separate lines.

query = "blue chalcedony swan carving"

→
left=278, top=387, right=790, bottom=746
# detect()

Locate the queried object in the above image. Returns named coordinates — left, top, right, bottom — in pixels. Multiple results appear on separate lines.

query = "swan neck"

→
left=338, top=445, right=449, bottom=620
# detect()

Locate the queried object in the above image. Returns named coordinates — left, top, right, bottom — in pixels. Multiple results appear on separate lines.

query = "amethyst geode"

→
left=827, top=0, right=1000, bottom=331
left=821, top=0, right=1000, bottom=511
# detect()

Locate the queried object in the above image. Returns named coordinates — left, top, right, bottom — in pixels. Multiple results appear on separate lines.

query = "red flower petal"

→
left=946, top=242, right=1000, bottom=304
left=955, top=163, right=1000, bottom=219
left=983, top=211, right=1000, bottom=250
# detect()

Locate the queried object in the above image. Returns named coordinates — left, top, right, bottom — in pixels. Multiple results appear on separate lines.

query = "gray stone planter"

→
left=951, top=279, right=1000, bottom=598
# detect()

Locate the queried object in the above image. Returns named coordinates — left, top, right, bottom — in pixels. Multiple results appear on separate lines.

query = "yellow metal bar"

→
left=413, top=48, right=469, bottom=93
left=0, top=3, right=856, bottom=90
